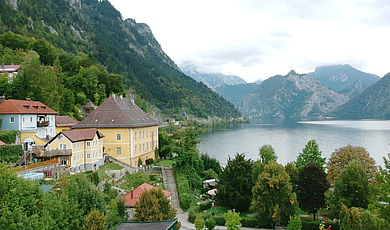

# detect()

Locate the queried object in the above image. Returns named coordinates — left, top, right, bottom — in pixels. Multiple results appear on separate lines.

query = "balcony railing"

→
left=37, top=121, right=49, bottom=127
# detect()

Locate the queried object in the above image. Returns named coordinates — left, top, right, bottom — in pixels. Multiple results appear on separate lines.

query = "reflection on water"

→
left=198, top=120, right=390, bottom=166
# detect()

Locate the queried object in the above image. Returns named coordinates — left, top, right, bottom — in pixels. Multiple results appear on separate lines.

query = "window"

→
left=116, top=147, right=121, bottom=154
left=146, top=131, right=148, bottom=138
left=134, top=132, right=137, bottom=140
left=30, top=117, right=32, bottom=122
left=87, top=142, right=91, bottom=147
left=142, top=131, right=144, bottom=138
left=117, top=134, right=121, bottom=141
left=9, top=117, right=15, bottom=123
left=23, top=117, right=25, bottom=122
left=135, top=146, right=137, bottom=153
left=77, top=155, right=79, bottom=161
left=73, top=144, right=76, bottom=148
left=87, top=153, right=90, bottom=159
left=60, top=144, right=67, bottom=149
left=143, top=144, right=145, bottom=151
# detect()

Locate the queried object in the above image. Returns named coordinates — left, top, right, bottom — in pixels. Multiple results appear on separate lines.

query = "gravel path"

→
left=161, top=167, right=183, bottom=214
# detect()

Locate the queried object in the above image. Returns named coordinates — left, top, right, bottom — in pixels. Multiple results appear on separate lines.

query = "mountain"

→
left=0, top=0, right=240, bottom=119
left=242, top=70, right=348, bottom=120
left=254, top=79, right=263, bottom=85
left=181, top=64, right=246, bottom=90
left=307, top=65, right=379, bottom=97
left=330, top=73, right=390, bottom=119
left=215, top=83, right=257, bottom=108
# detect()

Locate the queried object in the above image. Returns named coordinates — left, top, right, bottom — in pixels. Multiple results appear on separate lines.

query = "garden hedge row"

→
left=0, top=144, right=23, bottom=163
left=0, top=130, right=18, bottom=144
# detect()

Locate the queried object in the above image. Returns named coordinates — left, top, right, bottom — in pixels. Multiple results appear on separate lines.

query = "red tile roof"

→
left=47, top=128, right=104, bottom=144
left=0, top=99, right=57, bottom=115
left=0, top=140, right=6, bottom=146
left=0, top=65, right=20, bottom=72
left=123, top=183, right=173, bottom=207
left=56, top=116, right=78, bottom=127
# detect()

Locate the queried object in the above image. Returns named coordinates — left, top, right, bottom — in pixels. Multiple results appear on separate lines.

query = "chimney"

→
left=0, top=95, right=5, bottom=104
left=129, top=94, right=135, bottom=105
left=130, top=189, right=133, bottom=199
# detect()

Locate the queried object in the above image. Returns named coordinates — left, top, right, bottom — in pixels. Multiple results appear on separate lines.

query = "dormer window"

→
left=33, top=106, right=38, bottom=109
left=41, top=106, right=46, bottom=110
left=23, top=105, right=30, bottom=109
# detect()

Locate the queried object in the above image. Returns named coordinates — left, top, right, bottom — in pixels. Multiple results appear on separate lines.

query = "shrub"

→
left=241, top=216, right=260, bottom=228
left=205, top=217, right=216, bottom=230
left=287, top=215, right=302, bottom=230
left=145, top=158, right=154, bottom=165
left=199, top=200, right=212, bottom=211
left=0, top=144, right=23, bottom=163
left=0, top=130, right=18, bottom=144
left=195, top=214, right=205, bottom=230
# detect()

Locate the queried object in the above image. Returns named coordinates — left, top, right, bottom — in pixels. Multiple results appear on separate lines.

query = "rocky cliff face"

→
left=242, top=71, right=348, bottom=120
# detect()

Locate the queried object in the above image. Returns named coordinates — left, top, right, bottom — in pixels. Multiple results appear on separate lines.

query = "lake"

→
left=197, top=120, right=390, bottom=166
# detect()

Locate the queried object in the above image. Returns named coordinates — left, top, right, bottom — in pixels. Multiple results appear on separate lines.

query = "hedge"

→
left=0, top=130, right=18, bottom=144
left=0, top=144, right=23, bottom=163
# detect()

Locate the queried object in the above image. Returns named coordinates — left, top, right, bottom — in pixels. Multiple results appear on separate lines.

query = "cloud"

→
left=109, top=0, right=390, bottom=81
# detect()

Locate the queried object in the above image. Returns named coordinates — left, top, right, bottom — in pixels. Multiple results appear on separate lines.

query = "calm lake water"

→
left=197, top=120, right=390, bottom=166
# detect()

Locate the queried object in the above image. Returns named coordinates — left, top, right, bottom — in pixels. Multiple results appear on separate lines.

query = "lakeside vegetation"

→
left=158, top=121, right=390, bottom=229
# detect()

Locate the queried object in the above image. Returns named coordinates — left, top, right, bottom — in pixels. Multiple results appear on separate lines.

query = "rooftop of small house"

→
left=123, top=183, right=173, bottom=208
left=46, top=128, right=104, bottom=145
left=0, top=98, right=57, bottom=115
left=0, top=65, right=20, bottom=72
left=116, top=220, right=177, bottom=230
left=55, top=116, right=78, bottom=127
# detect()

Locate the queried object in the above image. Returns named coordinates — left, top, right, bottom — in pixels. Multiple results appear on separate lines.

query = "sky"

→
left=109, top=0, right=390, bottom=83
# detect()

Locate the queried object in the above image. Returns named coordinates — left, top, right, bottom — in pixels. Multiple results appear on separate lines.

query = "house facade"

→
left=73, top=94, right=159, bottom=168
left=44, top=128, right=104, bottom=172
left=0, top=97, right=57, bottom=149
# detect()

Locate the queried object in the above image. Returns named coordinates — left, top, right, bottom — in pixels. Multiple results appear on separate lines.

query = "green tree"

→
left=216, top=153, right=253, bottom=211
left=339, top=204, right=387, bottom=230
left=223, top=209, right=241, bottom=230
left=201, top=153, right=222, bottom=175
left=285, top=162, right=299, bottom=194
left=194, top=214, right=205, bottom=230
left=286, top=215, right=302, bottom=230
left=327, top=145, right=377, bottom=184
left=133, top=188, right=176, bottom=221
left=29, top=38, right=57, bottom=66
left=83, top=209, right=107, bottom=230
left=296, top=140, right=325, bottom=171
left=106, top=199, right=123, bottom=229
left=297, top=163, right=329, bottom=220
left=327, top=161, right=371, bottom=218
left=205, top=217, right=216, bottom=230
left=252, top=144, right=277, bottom=183
left=252, top=161, right=296, bottom=229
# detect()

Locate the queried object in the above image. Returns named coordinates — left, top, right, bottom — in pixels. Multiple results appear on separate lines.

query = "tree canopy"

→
left=326, top=145, right=377, bottom=184
left=252, top=161, right=296, bottom=229
left=297, top=163, right=329, bottom=220
left=252, top=145, right=277, bottom=183
left=296, top=139, right=325, bottom=171
left=133, top=188, right=176, bottom=221
left=216, top=153, right=253, bottom=211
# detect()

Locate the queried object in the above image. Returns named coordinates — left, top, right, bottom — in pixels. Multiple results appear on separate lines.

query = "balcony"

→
left=37, top=121, right=49, bottom=127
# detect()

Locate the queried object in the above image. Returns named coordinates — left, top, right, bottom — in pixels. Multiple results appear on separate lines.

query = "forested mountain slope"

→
left=0, top=0, right=240, bottom=119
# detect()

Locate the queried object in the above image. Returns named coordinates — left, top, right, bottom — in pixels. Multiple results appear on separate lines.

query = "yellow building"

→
left=44, top=128, right=105, bottom=172
left=73, top=94, right=159, bottom=168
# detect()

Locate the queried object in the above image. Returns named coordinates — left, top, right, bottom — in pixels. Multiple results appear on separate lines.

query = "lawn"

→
left=155, top=160, right=175, bottom=167
left=96, top=163, right=123, bottom=180
left=119, top=172, right=164, bottom=192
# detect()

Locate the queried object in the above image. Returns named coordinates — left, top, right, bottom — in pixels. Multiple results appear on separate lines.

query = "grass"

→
left=119, top=172, right=164, bottom=192
left=96, top=163, right=123, bottom=180
left=155, top=160, right=175, bottom=167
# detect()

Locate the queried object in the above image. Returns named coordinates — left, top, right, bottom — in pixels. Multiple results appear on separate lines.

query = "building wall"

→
left=97, top=128, right=131, bottom=166
left=20, top=132, right=47, bottom=145
left=0, top=114, right=20, bottom=130
left=56, top=126, right=71, bottom=134
left=35, top=115, right=56, bottom=139
left=131, top=126, right=158, bottom=167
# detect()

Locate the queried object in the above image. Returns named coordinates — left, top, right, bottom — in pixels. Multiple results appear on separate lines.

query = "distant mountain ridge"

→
left=181, top=64, right=246, bottom=90
left=307, top=64, right=379, bottom=97
left=215, top=83, right=257, bottom=108
left=242, top=70, right=348, bottom=120
left=330, top=72, right=390, bottom=119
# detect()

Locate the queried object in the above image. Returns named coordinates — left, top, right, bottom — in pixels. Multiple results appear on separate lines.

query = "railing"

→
left=37, top=121, right=49, bottom=127
left=15, top=159, right=58, bottom=172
